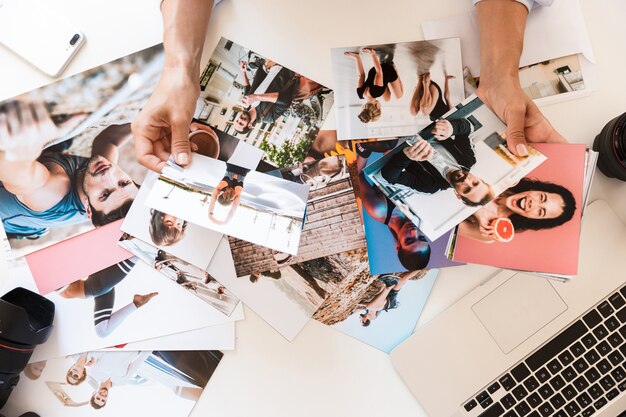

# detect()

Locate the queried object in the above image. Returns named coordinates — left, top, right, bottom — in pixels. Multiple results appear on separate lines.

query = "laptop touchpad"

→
left=472, top=274, right=567, bottom=354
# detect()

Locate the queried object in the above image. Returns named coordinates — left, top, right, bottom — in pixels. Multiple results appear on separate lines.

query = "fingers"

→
left=505, top=105, right=529, bottom=157
left=170, top=117, right=192, bottom=166
left=403, top=139, right=434, bottom=161
left=133, top=120, right=169, bottom=172
left=431, top=120, right=451, bottom=140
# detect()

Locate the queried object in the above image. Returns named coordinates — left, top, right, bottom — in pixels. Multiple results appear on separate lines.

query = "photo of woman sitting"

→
left=208, top=162, right=250, bottom=225
left=458, top=178, right=577, bottom=243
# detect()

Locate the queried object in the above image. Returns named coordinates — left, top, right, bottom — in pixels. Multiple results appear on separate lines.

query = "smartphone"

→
left=0, top=0, right=85, bottom=77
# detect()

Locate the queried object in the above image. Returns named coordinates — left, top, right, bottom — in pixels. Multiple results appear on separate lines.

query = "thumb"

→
left=170, top=118, right=191, bottom=165
left=506, top=106, right=528, bottom=157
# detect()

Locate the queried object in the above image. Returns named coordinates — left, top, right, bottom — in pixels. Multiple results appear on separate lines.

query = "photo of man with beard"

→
left=0, top=101, right=139, bottom=239
left=379, top=118, right=494, bottom=207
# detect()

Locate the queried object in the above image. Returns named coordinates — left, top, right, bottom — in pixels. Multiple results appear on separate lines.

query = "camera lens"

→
left=593, top=112, right=626, bottom=181
left=0, top=288, right=55, bottom=408
left=69, top=34, right=80, bottom=46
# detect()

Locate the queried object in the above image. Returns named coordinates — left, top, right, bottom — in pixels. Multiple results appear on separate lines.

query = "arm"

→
left=409, top=75, right=424, bottom=116
left=210, top=187, right=241, bottom=225
left=0, top=101, right=71, bottom=211
left=363, top=48, right=384, bottom=86
left=91, top=123, right=132, bottom=164
left=476, top=0, right=565, bottom=156
left=380, top=146, right=415, bottom=185
left=449, top=118, right=472, bottom=137
left=208, top=180, right=228, bottom=215
left=444, top=75, right=454, bottom=109
left=239, top=61, right=251, bottom=89
left=132, top=0, right=214, bottom=171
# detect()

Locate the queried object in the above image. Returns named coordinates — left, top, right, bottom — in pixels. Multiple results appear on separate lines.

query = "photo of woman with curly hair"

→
left=452, top=143, right=586, bottom=276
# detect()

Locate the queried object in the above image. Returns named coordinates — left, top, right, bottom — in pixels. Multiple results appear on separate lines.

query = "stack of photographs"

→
left=0, top=23, right=591, bottom=404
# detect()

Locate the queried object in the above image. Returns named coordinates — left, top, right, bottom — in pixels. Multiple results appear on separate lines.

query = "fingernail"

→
left=177, top=152, right=188, bottom=164
left=516, top=144, right=528, bottom=157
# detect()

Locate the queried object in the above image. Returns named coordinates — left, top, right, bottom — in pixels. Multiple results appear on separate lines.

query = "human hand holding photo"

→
left=132, top=67, right=200, bottom=173
left=403, top=138, right=434, bottom=161
left=476, top=0, right=567, bottom=157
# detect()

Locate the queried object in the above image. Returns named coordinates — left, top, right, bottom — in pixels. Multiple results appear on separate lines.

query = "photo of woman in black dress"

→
left=344, top=48, right=404, bottom=124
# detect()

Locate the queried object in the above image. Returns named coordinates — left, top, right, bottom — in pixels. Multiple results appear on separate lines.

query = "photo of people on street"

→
left=314, top=268, right=438, bottom=353
left=364, top=95, right=547, bottom=241
left=195, top=37, right=335, bottom=168
left=331, top=39, right=464, bottom=140
left=146, top=153, right=310, bottom=254
left=119, top=235, right=240, bottom=316
left=451, top=143, right=585, bottom=276
left=0, top=45, right=165, bottom=259
left=351, top=140, right=461, bottom=275
left=5, top=350, right=223, bottom=417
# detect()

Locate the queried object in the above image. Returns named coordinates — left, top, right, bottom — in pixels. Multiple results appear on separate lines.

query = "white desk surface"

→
left=1, top=0, right=625, bottom=415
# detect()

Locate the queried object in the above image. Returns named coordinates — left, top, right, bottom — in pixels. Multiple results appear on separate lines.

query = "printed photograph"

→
left=119, top=234, right=240, bottom=316
left=218, top=248, right=371, bottom=341
left=331, top=39, right=464, bottom=140
left=364, top=95, right=547, bottom=241
left=4, top=261, right=234, bottom=362
left=451, top=143, right=585, bottom=275
left=314, top=268, right=438, bottom=353
left=229, top=155, right=366, bottom=277
left=195, top=37, right=335, bottom=168
left=6, top=350, right=222, bottom=416
left=121, top=173, right=223, bottom=271
left=519, top=54, right=586, bottom=100
left=351, top=140, right=462, bottom=274
left=0, top=45, right=165, bottom=259
left=121, top=124, right=265, bottom=269
left=146, top=153, right=310, bottom=254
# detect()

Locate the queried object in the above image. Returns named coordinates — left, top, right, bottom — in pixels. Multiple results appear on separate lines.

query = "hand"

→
left=478, top=221, right=496, bottom=241
left=477, top=78, right=566, bottom=157
left=403, top=138, right=434, bottom=161
left=241, top=94, right=260, bottom=107
left=431, top=120, right=453, bottom=141
left=361, top=48, right=376, bottom=56
left=239, top=61, right=248, bottom=72
left=132, top=67, right=200, bottom=172
left=0, top=101, right=59, bottom=162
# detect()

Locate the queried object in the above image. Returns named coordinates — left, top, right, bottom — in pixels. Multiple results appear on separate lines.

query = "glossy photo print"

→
left=195, top=37, right=335, bottom=168
left=315, top=269, right=438, bottom=353
left=121, top=124, right=264, bottom=269
left=145, top=154, right=310, bottom=255
left=331, top=39, right=464, bottom=140
left=364, top=95, right=547, bottom=241
left=119, top=235, right=240, bottom=316
left=451, top=143, right=585, bottom=276
left=2, top=260, right=235, bottom=362
left=351, top=140, right=461, bottom=274
left=5, top=350, right=223, bottom=417
left=0, top=45, right=165, bottom=259
left=228, top=155, right=366, bottom=277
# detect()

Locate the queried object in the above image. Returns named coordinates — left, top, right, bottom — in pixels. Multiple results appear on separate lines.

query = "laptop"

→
left=391, top=200, right=626, bottom=417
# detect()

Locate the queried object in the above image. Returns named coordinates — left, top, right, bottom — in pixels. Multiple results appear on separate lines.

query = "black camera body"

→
left=593, top=112, right=626, bottom=181
left=0, top=288, right=55, bottom=410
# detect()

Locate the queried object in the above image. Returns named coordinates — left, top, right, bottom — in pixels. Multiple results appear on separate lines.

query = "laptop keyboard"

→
left=463, top=285, right=626, bottom=417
